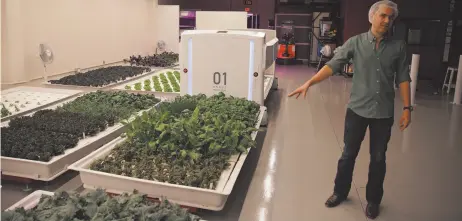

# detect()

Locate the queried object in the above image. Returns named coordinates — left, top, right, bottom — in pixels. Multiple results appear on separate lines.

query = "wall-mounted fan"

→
left=39, top=43, right=54, bottom=81
left=156, top=40, right=167, bottom=54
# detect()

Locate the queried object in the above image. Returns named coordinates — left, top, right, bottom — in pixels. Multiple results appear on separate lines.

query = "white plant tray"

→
left=45, top=65, right=164, bottom=89
left=114, top=69, right=180, bottom=93
left=264, top=75, right=274, bottom=100
left=0, top=86, right=82, bottom=121
left=6, top=190, right=54, bottom=211
left=0, top=93, right=161, bottom=181
left=69, top=106, right=267, bottom=211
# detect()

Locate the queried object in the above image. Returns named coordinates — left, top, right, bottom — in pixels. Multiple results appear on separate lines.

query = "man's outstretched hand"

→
left=399, top=109, right=411, bottom=131
left=288, top=82, right=311, bottom=99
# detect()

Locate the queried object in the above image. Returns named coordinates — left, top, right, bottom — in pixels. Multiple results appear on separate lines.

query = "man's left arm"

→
left=396, top=42, right=412, bottom=131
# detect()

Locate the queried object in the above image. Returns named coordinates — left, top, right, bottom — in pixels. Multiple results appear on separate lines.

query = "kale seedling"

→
left=134, top=83, right=142, bottom=91
left=143, top=84, right=152, bottom=91
left=1, top=104, right=11, bottom=117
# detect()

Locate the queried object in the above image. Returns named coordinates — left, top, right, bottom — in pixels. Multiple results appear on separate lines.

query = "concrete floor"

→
left=2, top=65, right=462, bottom=221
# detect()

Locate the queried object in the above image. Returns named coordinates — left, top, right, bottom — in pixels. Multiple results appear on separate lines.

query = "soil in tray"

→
left=48, top=66, right=151, bottom=87
left=124, top=71, right=180, bottom=93
left=0, top=91, right=160, bottom=162
left=90, top=92, right=260, bottom=189
left=1, top=189, right=201, bottom=221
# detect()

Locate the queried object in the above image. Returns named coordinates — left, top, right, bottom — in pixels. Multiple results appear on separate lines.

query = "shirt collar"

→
left=368, top=29, right=388, bottom=42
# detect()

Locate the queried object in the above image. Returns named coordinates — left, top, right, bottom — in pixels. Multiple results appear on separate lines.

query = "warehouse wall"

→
left=1, top=0, right=158, bottom=84
left=156, top=5, right=180, bottom=53
left=196, top=11, right=248, bottom=30
left=158, top=0, right=275, bottom=29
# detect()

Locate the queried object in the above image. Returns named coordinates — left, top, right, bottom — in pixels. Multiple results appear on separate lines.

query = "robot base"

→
left=271, top=77, right=278, bottom=90
left=260, top=109, right=268, bottom=127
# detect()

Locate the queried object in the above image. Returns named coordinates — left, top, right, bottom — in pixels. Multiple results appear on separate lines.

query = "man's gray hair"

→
left=368, top=0, right=399, bottom=23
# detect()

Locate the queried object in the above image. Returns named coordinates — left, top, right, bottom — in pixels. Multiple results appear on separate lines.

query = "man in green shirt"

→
left=288, top=0, right=411, bottom=219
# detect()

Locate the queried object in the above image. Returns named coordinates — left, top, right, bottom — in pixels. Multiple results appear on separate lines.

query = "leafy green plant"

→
left=125, top=52, right=179, bottom=67
left=144, top=79, right=151, bottom=86
left=159, top=73, right=172, bottom=92
left=124, top=85, right=131, bottom=90
left=152, top=76, right=163, bottom=92
left=167, top=72, right=180, bottom=92
left=134, top=83, right=142, bottom=91
left=91, top=93, right=260, bottom=189
left=1, top=189, right=200, bottom=221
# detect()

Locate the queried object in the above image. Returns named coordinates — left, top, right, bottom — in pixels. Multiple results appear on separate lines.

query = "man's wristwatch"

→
left=403, top=106, right=413, bottom=112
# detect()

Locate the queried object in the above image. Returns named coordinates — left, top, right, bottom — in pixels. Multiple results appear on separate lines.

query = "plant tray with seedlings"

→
left=47, top=65, right=155, bottom=88
left=3, top=189, right=203, bottom=221
left=124, top=52, right=179, bottom=68
left=0, top=91, right=161, bottom=181
left=70, top=93, right=266, bottom=210
left=0, top=86, right=82, bottom=121
left=116, top=69, right=181, bottom=93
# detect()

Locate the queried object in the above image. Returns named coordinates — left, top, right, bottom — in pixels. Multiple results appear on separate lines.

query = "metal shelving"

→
left=275, top=13, right=313, bottom=63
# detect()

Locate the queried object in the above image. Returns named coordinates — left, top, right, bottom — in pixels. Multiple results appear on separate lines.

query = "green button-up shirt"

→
left=326, top=31, right=411, bottom=119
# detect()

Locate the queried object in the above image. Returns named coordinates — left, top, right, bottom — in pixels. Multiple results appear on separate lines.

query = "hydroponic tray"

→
left=44, top=65, right=162, bottom=89
left=69, top=106, right=267, bottom=211
left=6, top=190, right=54, bottom=211
left=264, top=75, right=274, bottom=100
left=0, top=86, right=82, bottom=121
left=0, top=93, right=161, bottom=181
left=5, top=190, right=207, bottom=221
left=114, top=69, right=180, bottom=93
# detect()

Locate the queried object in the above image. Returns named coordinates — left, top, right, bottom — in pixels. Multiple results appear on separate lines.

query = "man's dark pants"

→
left=334, top=108, right=394, bottom=204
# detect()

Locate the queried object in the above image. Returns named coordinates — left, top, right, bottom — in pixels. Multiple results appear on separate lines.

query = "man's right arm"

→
left=288, top=37, right=355, bottom=98
left=307, top=38, right=355, bottom=87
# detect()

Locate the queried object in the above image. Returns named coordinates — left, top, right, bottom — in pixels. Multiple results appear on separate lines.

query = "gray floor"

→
left=2, top=65, right=462, bottom=221
left=236, top=65, right=462, bottom=221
